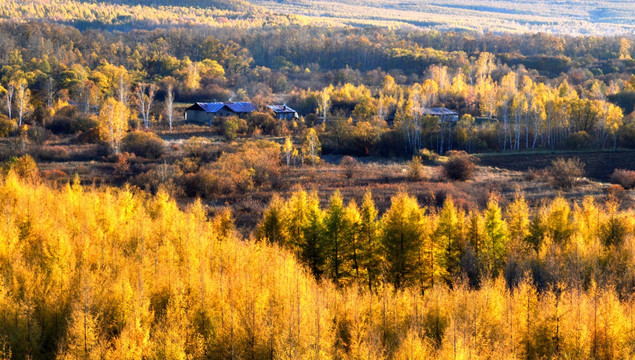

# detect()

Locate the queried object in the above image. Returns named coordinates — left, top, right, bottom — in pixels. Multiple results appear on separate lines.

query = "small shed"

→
left=268, top=105, right=298, bottom=120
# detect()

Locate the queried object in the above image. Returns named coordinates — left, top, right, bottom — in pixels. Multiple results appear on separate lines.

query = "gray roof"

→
left=268, top=105, right=297, bottom=114
left=420, top=107, right=458, bottom=116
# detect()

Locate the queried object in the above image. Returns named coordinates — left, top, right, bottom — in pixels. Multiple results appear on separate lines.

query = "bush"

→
left=443, top=151, right=477, bottom=181
left=36, top=146, right=70, bottom=161
left=547, top=158, right=585, bottom=190
left=181, top=140, right=281, bottom=198
left=48, top=106, right=98, bottom=134
left=2, top=155, right=39, bottom=181
left=417, top=148, right=439, bottom=162
left=610, top=169, right=635, bottom=190
left=0, top=117, right=16, bottom=137
left=121, top=131, right=165, bottom=159
left=406, top=155, right=425, bottom=181
left=566, top=131, right=593, bottom=150
left=248, top=112, right=282, bottom=136
left=132, top=163, right=184, bottom=195
left=340, top=156, right=358, bottom=179
left=221, top=116, right=247, bottom=140
left=183, top=137, right=212, bottom=158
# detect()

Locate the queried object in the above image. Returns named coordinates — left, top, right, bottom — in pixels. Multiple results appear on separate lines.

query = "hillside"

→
left=252, top=0, right=635, bottom=35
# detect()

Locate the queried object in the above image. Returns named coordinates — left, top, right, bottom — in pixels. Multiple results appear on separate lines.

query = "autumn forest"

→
left=0, top=0, right=635, bottom=359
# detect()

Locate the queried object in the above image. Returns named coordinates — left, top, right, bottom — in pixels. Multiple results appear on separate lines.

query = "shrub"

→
left=566, top=131, right=593, bottom=150
left=36, top=146, right=70, bottom=161
left=183, top=137, right=212, bottom=158
left=406, top=155, right=425, bottom=181
left=2, top=155, right=39, bottom=181
left=41, top=169, right=67, bottom=181
left=547, top=158, right=585, bottom=190
left=248, top=112, right=281, bottom=136
left=48, top=106, right=98, bottom=134
left=27, top=126, right=50, bottom=145
left=443, top=151, right=477, bottom=181
left=132, top=163, right=184, bottom=195
left=417, top=148, right=439, bottom=162
left=113, top=153, right=132, bottom=176
left=221, top=116, right=247, bottom=140
left=121, top=131, right=165, bottom=159
left=610, top=169, right=635, bottom=190
left=340, top=156, right=358, bottom=179
left=181, top=140, right=281, bottom=198
left=0, top=117, right=16, bottom=137
left=74, top=127, right=101, bottom=144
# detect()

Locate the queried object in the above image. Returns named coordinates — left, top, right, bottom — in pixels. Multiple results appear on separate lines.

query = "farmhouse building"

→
left=268, top=105, right=298, bottom=120
left=420, top=107, right=459, bottom=123
left=185, top=102, right=256, bottom=124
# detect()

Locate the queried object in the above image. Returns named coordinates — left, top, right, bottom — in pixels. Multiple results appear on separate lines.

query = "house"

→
left=185, top=102, right=256, bottom=125
left=268, top=105, right=298, bottom=120
left=420, top=107, right=459, bottom=123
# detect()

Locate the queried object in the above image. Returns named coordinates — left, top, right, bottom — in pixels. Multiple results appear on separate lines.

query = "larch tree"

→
left=342, top=199, right=362, bottom=283
left=323, top=191, right=351, bottom=286
left=505, top=192, right=530, bottom=244
left=435, top=196, right=464, bottom=278
left=257, top=194, right=286, bottom=245
left=301, top=192, right=325, bottom=279
left=99, top=98, right=129, bottom=154
left=358, top=191, right=383, bottom=292
left=381, top=192, right=427, bottom=289
left=283, top=189, right=311, bottom=254
left=483, top=197, right=508, bottom=275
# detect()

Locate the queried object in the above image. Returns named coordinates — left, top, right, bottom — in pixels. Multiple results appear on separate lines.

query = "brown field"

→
left=478, top=150, right=635, bottom=181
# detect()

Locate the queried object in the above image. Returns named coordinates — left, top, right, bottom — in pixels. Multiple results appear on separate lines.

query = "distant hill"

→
left=250, top=0, right=635, bottom=35
left=86, top=0, right=256, bottom=12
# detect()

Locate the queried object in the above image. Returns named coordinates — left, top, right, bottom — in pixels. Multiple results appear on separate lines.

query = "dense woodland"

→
left=1, top=0, right=635, bottom=359
left=1, top=168, right=635, bottom=360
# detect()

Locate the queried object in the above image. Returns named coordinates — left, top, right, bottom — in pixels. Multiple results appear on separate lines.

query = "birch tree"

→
left=99, top=98, right=129, bottom=154
left=136, top=83, right=156, bottom=129
left=4, top=81, right=14, bottom=120
left=16, top=79, right=30, bottom=126
left=302, top=128, right=321, bottom=166
left=283, top=137, right=294, bottom=167
left=165, top=82, right=175, bottom=132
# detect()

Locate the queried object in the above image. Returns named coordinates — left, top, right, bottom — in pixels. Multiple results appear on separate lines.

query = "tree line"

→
left=258, top=188, right=635, bottom=296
